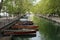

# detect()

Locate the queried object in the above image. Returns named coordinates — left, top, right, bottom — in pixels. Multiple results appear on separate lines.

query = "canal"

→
left=11, top=15, right=60, bottom=40
left=11, top=31, right=42, bottom=40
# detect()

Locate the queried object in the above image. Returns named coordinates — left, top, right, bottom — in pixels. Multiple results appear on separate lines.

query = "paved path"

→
left=48, top=17, right=60, bottom=23
left=37, top=14, right=60, bottom=24
left=0, top=17, right=18, bottom=40
left=0, top=17, right=16, bottom=28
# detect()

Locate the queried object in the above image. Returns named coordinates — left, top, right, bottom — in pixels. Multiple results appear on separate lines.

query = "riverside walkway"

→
left=0, top=17, right=18, bottom=28
left=37, top=14, right=60, bottom=24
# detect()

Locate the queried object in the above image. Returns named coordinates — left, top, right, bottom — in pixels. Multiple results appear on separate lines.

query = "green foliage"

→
left=31, top=0, right=60, bottom=15
left=2, top=0, right=33, bottom=15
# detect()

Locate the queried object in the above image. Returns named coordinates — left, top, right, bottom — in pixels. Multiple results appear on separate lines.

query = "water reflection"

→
left=29, top=31, right=42, bottom=40
left=11, top=31, right=42, bottom=40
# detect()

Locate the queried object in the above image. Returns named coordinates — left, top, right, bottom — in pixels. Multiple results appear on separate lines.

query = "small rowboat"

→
left=3, top=29, right=36, bottom=35
left=16, top=21, right=33, bottom=25
left=10, top=25, right=38, bottom=30
left=2, top=21, right=38, bottom=36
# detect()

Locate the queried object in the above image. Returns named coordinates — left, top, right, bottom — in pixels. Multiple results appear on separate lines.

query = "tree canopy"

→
left=1, top=0, right=60, bottom=16
left=2, top=0, right=33, bottom=15
left=31, top=0, right=60, bottom=15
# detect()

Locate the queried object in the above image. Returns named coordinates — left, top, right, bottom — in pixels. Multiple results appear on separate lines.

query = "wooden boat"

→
left=2, top=21, right=38, bottom=36
left=3, top=29, right=36, bottom=35
left=16, top=21, right=33, bottom=25
left=10, top=25, right=38, bottom=30
left=9, top=21, right=38, bottom=30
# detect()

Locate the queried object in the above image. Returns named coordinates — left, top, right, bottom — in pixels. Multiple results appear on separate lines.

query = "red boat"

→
left=2, top=21, right=38, bottom=36
left=3, top=29, right=36, bottom=35
left=10, top=25, right=38, bottom=30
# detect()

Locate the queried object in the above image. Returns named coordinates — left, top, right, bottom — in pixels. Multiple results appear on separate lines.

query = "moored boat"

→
left=10, top=25, right=38, bottom=30
left=3, top=29, right=36, bottom=35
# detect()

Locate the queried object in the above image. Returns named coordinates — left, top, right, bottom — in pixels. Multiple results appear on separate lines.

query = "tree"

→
left=2, top=0, right=33, bottom=16
left=31, top=0, right=60, bottom=16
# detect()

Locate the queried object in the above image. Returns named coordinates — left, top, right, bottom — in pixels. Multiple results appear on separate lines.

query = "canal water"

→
left=29, top=31, right=41, bottom=40
left=11, top=31, right=44, bottom=40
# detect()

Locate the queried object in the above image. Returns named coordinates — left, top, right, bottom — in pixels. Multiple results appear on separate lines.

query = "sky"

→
left=0, top=0, right=41, bottom=5
left=33, top=0, right=41, bottom=5
left=0, top=0, right=1, bottom=2
left=0, top=0, right=41, bottom=3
